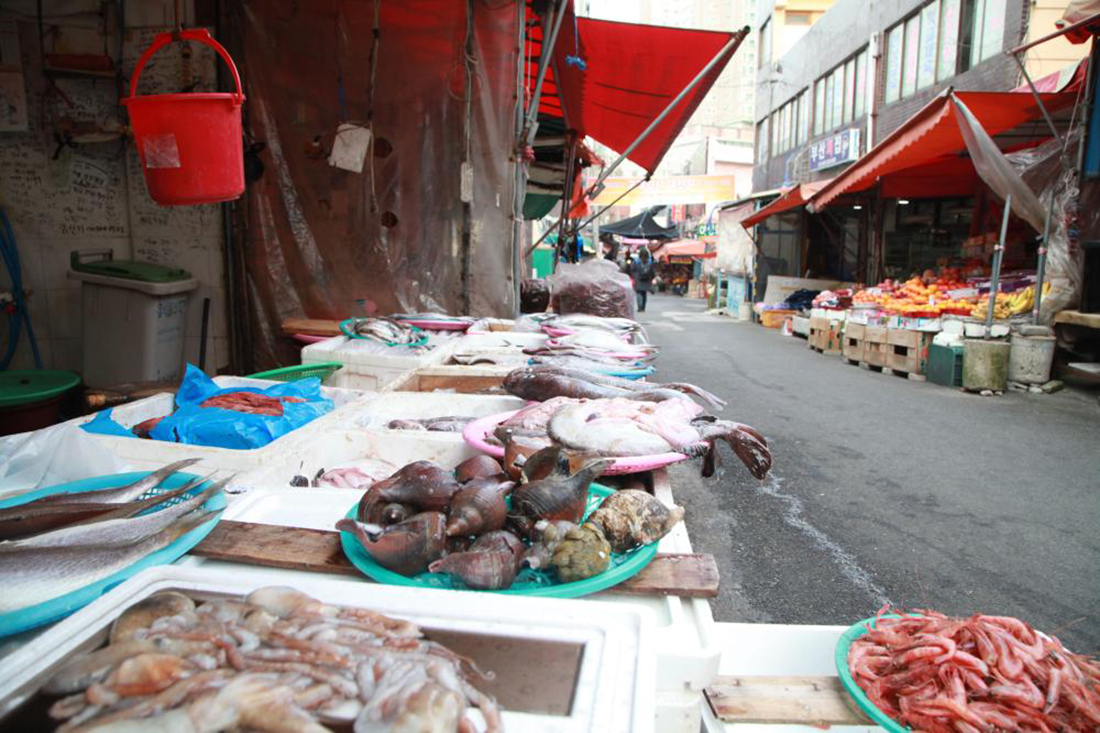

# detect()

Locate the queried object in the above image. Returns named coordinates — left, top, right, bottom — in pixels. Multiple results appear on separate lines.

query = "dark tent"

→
left=600, top=206, right=681, bottom=241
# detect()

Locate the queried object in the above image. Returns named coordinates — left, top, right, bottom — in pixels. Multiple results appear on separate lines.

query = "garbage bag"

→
left=548, top=259, right=636, bottom=318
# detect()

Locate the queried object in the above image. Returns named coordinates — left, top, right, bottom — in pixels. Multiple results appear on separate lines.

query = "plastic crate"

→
left=927, top=343, right=964, bottom=387
left=246, top=362, right=343, bottom=384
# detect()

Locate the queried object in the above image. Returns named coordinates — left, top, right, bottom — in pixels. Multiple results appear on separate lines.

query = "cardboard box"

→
left=863, top=340, right=887, bottom=367
left=863, top=326, right=888, bottom=344
left=845, top=322, right=866, bottom=340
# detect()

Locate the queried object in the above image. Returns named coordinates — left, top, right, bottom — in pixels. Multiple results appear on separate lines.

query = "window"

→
left=854, top=50, right=868, bottom=118
left=758, top=18, right=771, bottom=69
left=786, top=11, right=812, bottom=25
left=885, top=0, right=1005, bottom=102
left=843, top=58, right=855, bottom=124
left=813, top=80, right=825, bottom=136
left=830, top=66, right=844, bottom=129
left=756, top=118, right=769, bottom=162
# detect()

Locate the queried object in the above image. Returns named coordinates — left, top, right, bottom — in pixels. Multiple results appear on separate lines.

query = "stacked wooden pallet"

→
left=842, top=323, right=931, bottom=381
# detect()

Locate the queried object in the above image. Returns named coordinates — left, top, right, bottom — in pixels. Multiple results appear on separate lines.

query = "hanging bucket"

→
left=122, top=29, right=245, bottom=206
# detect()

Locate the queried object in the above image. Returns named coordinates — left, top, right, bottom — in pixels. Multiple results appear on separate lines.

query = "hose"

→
left=0, top=205, right=43, bottom=370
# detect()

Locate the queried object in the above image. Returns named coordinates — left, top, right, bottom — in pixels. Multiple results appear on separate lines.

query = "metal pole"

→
left=521, top=0, right=568, bottom=147
left=985, top=193, right=1012, bottom=336
left=1033, top=202, right=1052, bottom=324
left=525, top=174, right=650, bottom=257
left=588, top=29, right=746, bottom=197
left=1009, top=53, right=1062, bottom=145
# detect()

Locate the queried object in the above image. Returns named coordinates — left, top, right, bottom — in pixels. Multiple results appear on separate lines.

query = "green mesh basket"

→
left=246, top=362, right=342, bottom=384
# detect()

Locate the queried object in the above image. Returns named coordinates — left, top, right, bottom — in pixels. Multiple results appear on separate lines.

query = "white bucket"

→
left=737, top=302, right=752, bottom=322
left=1008, top=334, right=1056, bottom=385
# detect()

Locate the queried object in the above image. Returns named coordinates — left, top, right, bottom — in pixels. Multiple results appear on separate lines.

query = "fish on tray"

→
left=385, top=416, right=477, bottom=432
left=345, top=316, right=427, bottom=347
left=41, top=586, right=501, bottom=732
left=503, top=365, right=725, bottom=409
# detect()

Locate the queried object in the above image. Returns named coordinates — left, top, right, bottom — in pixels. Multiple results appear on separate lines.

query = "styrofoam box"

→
left=302, top=333, right=455, bottom=391
left=452, top=332, right=548, bottom=352
left=206, top=467, right=719, bottom=733
left=350, top=391, right=525, bottom=432
left=0, top=565, right=655, bottom=732
left=73, top=376, right=374, bottom=473
left=240, top=428, right=483, bottom=488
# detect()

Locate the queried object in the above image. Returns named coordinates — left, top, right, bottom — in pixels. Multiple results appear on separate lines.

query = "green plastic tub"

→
left=246, top=362, right=343, bottom=384
left=0, top=369, right=81, bottom=436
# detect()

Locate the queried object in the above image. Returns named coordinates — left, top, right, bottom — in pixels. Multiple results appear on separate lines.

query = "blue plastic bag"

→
left=82, top=365, right=334, bottom=450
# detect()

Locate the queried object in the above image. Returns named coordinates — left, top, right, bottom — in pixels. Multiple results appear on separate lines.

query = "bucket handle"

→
left=127, top=28, right=244, bottom=105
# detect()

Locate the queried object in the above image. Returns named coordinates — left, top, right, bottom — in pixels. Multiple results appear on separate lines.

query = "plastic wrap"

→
left=548, top=259, right=636, bottom=319
left=1006, top=132, right=1087, bottom=322
left=0, top=424, right=130, bottom=499
left=83, top=365, right=333, bottom=449
left=234, top=1, right=522, bottom=369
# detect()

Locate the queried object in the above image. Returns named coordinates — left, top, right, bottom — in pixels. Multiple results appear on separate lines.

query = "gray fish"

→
left=0, top=475, right=227, bottom=551
left=0, top=506, right=222, bottom=613
left=36, top=458, right=202, bottom=505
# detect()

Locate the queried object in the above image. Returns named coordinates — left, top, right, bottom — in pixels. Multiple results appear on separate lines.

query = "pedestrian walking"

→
left=631, top=248, right=655, bottom=312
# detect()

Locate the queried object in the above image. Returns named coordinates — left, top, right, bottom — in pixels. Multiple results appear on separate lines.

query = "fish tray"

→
left=301, top=333, right=456, bottom=391
left=0, top=471, right=225, bottom=637
left=0, top=565, right=656, bottom=733
left=239, top=428, right=481, bottom=489
left=462, top=410, right=693, bottom=475
left=73, top=376, right=374, bottom=473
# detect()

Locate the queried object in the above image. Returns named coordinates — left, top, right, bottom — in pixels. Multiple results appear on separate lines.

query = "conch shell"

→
left=585, top=489, right=684, bottom=553
left=454, top=455, right=504, bottom=483
left=510, top=457, right=614, bottom=525
left=429, top=530, right=525, bottom=590
left=550, top=523, right=611, bottom=583
left=446, top=478, right=514, bottom=537
left=336, top=512, right=446, bottom=576
left=372, top=461, right=460, bottom=511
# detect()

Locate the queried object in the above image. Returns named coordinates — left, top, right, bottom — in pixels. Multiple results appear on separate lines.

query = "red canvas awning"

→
left=655, top=239, right=709, bottom=260
left=740, top=179, right=835, bottom=228
left=809, top=90, right=1079, bottom=211
left=526, top=2, right=745, bottom=172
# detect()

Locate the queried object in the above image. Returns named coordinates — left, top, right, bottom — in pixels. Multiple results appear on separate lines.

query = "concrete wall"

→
left=0, top=0, right=229, bottom=376
left=750, top=0, right=1080, bottom=193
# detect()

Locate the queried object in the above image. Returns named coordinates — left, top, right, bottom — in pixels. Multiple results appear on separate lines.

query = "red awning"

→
left=809, top=89, right=1080, bottom=211
left=740, top=179, right=835, bottom=228
left=526, top=2, right=746, bottom=173
left=655, top=239, right=710, bottom=260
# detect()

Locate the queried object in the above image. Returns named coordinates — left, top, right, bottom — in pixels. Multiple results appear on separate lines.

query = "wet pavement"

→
left=639, top=293, right=1100, bottom=653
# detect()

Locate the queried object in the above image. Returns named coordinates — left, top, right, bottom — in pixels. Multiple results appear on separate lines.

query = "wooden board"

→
left=393, top=365, right=511, bottom=393
left=191, top=520, right=720, bottom=598
left=282, top=318, right=343, bottom=337
left=705, top=675, right=873, bottom=726
left=1054, top=309, right=1100, bottom=329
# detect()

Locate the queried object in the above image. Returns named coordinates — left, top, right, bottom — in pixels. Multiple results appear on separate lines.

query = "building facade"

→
left=753, top=0, right=1087, bottom=193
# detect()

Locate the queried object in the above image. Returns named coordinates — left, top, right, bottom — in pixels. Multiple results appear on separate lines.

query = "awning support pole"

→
left=1009, top=52, right=1062, bottom=145
left=521, top=0, right=568, bottom=148
left=587, top=28, right=747, bottom=197
left=525, top=173, right=651, bottom=258
left=985, top=193, right=1012, bottom=336
left=1033, top=201, right=1053, bottom=324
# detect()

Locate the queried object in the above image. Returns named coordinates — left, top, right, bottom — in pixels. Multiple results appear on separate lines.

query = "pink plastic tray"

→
left=399, top=319, right=472, bottom=331
left=462, top=409, right=692, bottom=475
left=292, top=333, right=329, bottom=344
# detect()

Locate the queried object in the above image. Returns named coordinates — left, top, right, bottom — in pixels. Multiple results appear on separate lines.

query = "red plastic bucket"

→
left=122, top=29, right=245, bottom=206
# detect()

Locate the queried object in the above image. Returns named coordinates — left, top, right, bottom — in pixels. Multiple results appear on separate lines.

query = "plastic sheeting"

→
left=235, top=1, right=521, bottom=368
left=548, top=259, right=635, bottom=319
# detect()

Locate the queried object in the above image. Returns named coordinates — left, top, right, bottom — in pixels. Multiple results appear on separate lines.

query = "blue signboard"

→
left=808, top=128, right=861, bottom=172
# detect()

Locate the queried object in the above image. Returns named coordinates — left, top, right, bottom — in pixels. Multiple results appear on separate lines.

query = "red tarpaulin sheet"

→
left=526, top=3, right=744, bottom=172
left=655, top=239, right=709, bottom=260
left=740, top=178, right=835, bottom=228
left=810, top=89, right=1080, bottom=211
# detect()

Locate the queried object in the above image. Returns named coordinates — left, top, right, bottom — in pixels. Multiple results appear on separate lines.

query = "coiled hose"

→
left=0, top=205, right=43, bottom=369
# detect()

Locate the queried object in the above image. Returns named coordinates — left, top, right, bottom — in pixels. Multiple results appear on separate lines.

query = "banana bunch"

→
left=1007, top=286, right=1034, bottom=316
left=971, top=292, right=1011, bottom=321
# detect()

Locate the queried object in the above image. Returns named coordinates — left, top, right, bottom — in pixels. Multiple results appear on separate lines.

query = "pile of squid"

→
left=848, top=608, right=1100, bottom=732
left=498, top=366, right=772, bottom=480
left=337, top=450, right=683, bottom=589
left=43, top=586, right=501, bottom=732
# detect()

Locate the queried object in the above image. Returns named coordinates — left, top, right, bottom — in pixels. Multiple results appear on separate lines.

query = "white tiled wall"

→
left=0, top=0, right=230, bottom=378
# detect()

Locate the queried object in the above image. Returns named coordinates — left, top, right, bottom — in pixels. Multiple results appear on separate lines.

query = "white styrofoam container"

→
left=0, top=565, right=655, bottom=732
left=451, top=331, right=548, bottom=353
left=350, top=391, right=525, bottom=431
left=74, top=376, right=374, bottom=473
left=239, top=428, right=480, bottom=488
left=302, top=333, right=455, bottom=391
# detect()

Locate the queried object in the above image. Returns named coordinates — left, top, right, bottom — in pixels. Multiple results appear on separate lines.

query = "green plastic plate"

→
left=834, top=615, right=913, bottom=733
left=247, top=362, right=342, bottom=383
left=339, top=483, right=658, bottom=597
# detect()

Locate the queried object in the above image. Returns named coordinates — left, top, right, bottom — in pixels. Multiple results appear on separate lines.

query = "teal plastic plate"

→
left=339, top=483, right=658, bottom=597
left=0, top=471, right=225, bottom=637
left=834, top=614, right=913, bottom=733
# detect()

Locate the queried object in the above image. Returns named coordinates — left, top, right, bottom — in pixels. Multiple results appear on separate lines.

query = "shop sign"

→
left=809, top=129, right=860, bottom=172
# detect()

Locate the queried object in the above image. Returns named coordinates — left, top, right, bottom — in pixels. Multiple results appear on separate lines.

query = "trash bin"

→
left=69, top=250, right=198, bottom=388
left=0, top=369, right=81, bottom=436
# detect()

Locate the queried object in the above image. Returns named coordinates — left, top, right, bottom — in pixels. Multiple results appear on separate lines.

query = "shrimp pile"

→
left=848, top=608, right=1100, bottom=732
left=45, top=586, right=501, bottom=732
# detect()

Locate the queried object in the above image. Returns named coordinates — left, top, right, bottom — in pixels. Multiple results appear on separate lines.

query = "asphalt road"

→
left=638, top=293, right=1100, bottom=654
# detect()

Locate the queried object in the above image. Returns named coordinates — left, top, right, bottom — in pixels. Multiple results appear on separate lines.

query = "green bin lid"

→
left=70, top=252, right=190, bottom=283
left=0, top=370, right=81, bottom=408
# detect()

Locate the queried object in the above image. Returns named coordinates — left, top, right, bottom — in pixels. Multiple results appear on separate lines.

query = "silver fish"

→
left=0, top=507, right=221, bottom=613
left=0, top=476, right=227, bottom=551
left=36, top=458, right=202, bottom=505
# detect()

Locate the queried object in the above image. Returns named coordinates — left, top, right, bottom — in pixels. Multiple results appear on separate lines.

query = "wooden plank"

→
left=282, top=318, right=343, bottom=337
left=705, top=675, right=873, bottom=725
left=191, top=521, right=719, bottom=598
left=1054, top=309, right=1100, bottom=329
